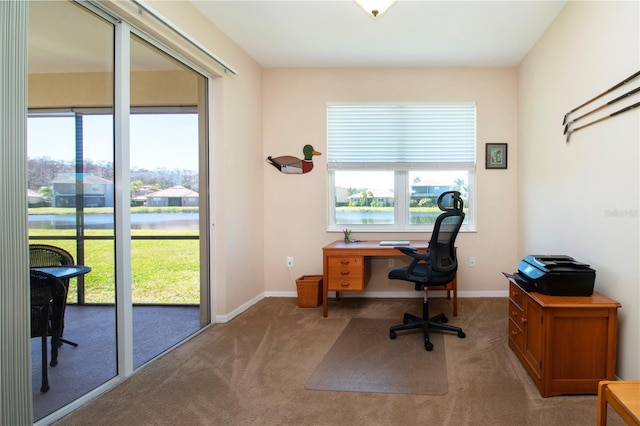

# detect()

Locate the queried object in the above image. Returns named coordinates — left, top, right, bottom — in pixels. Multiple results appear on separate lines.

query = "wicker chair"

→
left=29, top=244, right=77, bottom=347
left=30, top=269, right=66, bottom=392
left=29, top=244, right=75, bottom=269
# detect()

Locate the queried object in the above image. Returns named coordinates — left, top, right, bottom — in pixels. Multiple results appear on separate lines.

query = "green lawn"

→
left=30, top=229, right=200, bottom=304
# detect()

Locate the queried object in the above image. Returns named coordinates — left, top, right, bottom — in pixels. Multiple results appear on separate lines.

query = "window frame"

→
left=326, top=102, right=477, bottom=233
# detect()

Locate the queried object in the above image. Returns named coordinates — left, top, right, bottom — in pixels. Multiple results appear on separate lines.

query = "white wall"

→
left=262, top=68, right=519, bottom=296
left=519, top=1, right=640, bottom=380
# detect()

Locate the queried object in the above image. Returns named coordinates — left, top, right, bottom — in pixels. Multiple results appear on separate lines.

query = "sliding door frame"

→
left=32, top=1, right=215, bottom=423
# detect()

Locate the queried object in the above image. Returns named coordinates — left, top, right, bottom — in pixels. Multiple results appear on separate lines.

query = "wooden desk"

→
left=322, top=240, right=457, bottom=317
left=598, top=381, right=640, bottom=426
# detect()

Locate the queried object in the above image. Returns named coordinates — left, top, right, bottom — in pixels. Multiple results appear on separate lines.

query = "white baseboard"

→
left=215, top=292, right=265, bottom=323
left=265, top=290, right=508, bottom=299
left=216, top=290, right=508, bottom=323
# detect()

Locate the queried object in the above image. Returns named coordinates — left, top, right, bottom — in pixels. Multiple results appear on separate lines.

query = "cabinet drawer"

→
left=509, top=281, right=524, bottom=308
left=509, top=318, right=524, bottom=350
left=509, top=300, right=523, bottom=330
left=327, top=276, right=365, bottom=291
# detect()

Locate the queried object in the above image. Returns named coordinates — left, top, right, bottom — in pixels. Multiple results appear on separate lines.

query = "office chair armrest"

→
left=397, top=247, right=432, bottom=286
left=395, top=246, right=429, bottom=261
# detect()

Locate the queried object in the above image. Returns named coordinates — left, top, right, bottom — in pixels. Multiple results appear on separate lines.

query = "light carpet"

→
left=306, top=318, right=447, bottom=395
left=55, top=297, right=627, bottom=426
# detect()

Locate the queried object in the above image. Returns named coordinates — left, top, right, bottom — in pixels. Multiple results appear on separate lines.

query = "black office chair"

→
left=30, top=269, right=66, bottom=392
left=29, top=244, right=78, bottom=348
left=388, top=191, right=467, bottom=351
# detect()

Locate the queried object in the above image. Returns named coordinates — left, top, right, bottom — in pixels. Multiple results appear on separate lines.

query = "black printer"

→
left=510, top=255, right=596, bottom=296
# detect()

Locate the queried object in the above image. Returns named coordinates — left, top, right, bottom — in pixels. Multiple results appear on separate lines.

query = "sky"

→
left=27, top=113, right=199, bottom=171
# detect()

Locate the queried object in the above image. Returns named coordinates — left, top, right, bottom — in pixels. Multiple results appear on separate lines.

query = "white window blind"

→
left=327, top=103, right=476, bottom=171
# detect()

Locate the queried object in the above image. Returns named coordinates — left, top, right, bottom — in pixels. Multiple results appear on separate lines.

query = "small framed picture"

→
left=485, top=143, right=508, bottom=169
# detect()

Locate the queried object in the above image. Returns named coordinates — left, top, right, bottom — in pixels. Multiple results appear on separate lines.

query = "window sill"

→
left=327, top=225, right=477, bottom=233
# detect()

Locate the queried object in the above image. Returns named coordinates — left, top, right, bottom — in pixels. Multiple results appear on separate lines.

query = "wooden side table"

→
left=597, top=381, right=640, bottom=425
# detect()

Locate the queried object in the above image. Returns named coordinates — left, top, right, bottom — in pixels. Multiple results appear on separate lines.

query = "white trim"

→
left=114, top=20, right=134, bottom=378
left=215, top=293, right=265, bottom=323
left=205, top=77, right=216, bottom=326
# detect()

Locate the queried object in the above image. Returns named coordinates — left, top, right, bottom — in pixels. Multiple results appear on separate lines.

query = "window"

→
left=327, top=103, right=476, bottom=232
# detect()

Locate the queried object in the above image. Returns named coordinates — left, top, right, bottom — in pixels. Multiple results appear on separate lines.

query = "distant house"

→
left=348, top=188, right=394, bottom=206
left=410, top=180, right=452, bottom=204
left=146, top=185, right=199, bottom=207
left=27, top=189, right=44, bottom=207
left=52, top=174, right=114, bottom=208
left=130, top=185, right=156, bottom=207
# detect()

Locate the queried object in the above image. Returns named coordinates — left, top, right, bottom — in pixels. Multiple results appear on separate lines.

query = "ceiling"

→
left=190, top=0, right=566, bottom=68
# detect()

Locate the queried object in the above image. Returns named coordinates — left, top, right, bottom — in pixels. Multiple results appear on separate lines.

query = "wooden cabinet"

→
left=508, top=278, right=620, bottom=397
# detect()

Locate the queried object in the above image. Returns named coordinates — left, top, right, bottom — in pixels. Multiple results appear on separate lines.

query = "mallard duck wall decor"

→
left=267, top=144, right=322, bottom=174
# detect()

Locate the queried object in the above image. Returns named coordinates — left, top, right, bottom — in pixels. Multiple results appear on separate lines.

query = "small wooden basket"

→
left=295, top=275, right=323, bottom=308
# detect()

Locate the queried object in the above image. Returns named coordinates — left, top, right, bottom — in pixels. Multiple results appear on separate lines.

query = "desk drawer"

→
left=328, top=257, right=364, bottom=278
left=327, top=276, right=365, bottom=291
left=328, top=256, right=364, bottom=270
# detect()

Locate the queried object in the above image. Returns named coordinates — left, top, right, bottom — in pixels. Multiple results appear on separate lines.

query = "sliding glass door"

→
left=28, top=2, right=116, bottom=421
left=27, top=1, right=210, bottom=421
left=129, top=34, right=208, bottom=368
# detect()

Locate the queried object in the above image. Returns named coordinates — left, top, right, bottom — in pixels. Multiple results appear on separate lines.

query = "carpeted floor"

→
left=55, top=297, right=626, bottom=426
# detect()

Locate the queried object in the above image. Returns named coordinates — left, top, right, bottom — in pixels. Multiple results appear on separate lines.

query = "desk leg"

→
left=453, top=274, right=458, bottom=317
left=322, top=254, right=329, bottom=317
left=597, top=381, right=610, bottom=426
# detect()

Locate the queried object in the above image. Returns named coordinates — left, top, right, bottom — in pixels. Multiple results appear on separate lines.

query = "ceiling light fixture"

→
left=354, top=0, right=397, bottom=18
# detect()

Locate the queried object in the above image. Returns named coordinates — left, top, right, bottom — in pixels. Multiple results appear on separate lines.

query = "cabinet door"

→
left=548, top=309, right=611, bottom=381
left=523, top=298, right=544, bottom=379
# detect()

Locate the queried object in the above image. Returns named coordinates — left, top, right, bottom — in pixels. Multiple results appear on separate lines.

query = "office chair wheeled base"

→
left=389, top=290, right=466, bottom=351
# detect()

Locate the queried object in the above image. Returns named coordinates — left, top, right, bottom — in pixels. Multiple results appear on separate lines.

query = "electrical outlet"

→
left=286, top=257, right=294, bottom=268
left=469, top=257, right=476, bottom=268
left=388, top=258, right=394, bottom=268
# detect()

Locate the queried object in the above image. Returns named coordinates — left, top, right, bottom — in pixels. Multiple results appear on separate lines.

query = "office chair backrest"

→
left=429, top=191, right=465, bottom=273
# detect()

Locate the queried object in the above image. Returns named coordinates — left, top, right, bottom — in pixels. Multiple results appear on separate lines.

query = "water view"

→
left=28, top=212, right=199, bottom=230
left=335, top=210, right=442, bottom=225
